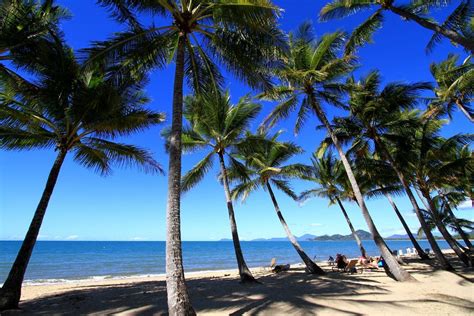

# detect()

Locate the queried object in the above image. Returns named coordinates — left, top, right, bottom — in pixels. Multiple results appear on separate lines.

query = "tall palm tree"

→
left=299, top=152, right=367, bottom=258
left=407, top=118, right=473, bottom=266
left=228, top=132, right=325, bottom=274
left=428, top=54, right=473, bottom=123
left=0, top=0, right=67, bottom=61
left=351, top=154, right=430, bottom=260
left=319, top=0, right=474, bottom=54
left=88, top=2, right=284, bottom=312
left=437, top=188, right=473, bottom=249
left=261, top=23, right=413, bottom=281
left=176, top=91, right=261, bottom=282
left=330, top=71, right=454, bottom=270
left=0, top=37, right=163, bottom=311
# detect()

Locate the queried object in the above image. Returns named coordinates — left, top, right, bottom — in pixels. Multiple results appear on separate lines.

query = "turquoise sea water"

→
left=0, top=240, right=451, bottom=284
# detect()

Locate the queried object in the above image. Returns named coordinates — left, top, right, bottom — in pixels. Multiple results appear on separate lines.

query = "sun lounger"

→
left=267, top=258, right=276, bottom=271
left=332, top=259, right=359, bottom=273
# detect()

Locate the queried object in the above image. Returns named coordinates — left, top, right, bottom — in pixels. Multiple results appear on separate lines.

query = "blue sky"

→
left=0, top=0, right=472, bottom=241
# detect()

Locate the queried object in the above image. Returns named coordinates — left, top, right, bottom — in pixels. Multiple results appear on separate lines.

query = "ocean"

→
left=0, top=240, right=451, bottom=285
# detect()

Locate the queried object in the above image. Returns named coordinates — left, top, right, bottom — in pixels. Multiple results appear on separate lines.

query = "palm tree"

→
left=176, top=91, right=261, bottom=282
left=0, top=0, right=66, bottom=61
left=351, top=154, right=430, bottom=260
left=261, top=23, right=413, bottom=281
left=428, top=54, right=473, bottom=123
left=407, top=118, right=473, bottom=266
left=437, top=189, right=473, bottom=249
left=88, top=2, right=284, bottom=312
left=330, top=71, right=454, bottom=270
left=0, top=37, right=163, bottom=310
left=319, top=0, right=474, bottom=54
left=228, top=131, right=325, bottom=274
left=299, top=152, right=367, bottom=258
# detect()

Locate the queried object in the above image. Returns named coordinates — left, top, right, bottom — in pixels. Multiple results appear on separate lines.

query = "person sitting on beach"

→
left=273, top=264, right=290, bottom=273
left=359, top=256, right=379, bottom=269
left=335, top=254, right=348, bottom=269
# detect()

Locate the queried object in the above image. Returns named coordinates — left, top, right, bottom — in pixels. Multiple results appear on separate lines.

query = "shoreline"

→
left=5, top=250, right=473, bottom=315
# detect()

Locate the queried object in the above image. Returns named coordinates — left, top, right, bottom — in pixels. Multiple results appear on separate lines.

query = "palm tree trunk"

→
left=0, top=150, right=67, bottom=311
left=218, top=152, right=257, bottom=283
left=383, top=192, right=430, bottom=260
left=335, top=197, right=367, bottom=258
left=455, top=100, right=473, bottom=123
left=165, top=35, right=195, bottom=316
left=387, top=5, right=474, bottom=53
left=266, top=182, right=325, bottom=275
left=371, top=133, right=454, bottom=271
left=312, top=103, right=414, bottom=281
left=419, top=186, right=472, bottom=267
left=443, top=201, right=473, bottom=249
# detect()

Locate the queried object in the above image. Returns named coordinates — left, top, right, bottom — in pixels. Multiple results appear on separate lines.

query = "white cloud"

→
left=65, top=235, right=79, bottom=240
left=130, top=237, right=147, bottom=241
left=37, top=234, right=49, bottom=240
left=458, top=200, right=473, bottom=210
left=403, top=212, right=417, bottom=217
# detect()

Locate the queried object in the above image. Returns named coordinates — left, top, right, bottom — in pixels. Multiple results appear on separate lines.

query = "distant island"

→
left=218, top=230, right=470, bottom=242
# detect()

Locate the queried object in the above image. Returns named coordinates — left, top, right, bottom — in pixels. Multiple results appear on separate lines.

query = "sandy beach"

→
left=2, top=251, right=473, bottom=315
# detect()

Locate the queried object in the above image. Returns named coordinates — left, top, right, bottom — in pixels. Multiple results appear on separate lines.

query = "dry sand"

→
left=3, top=253, right=473, bottom=315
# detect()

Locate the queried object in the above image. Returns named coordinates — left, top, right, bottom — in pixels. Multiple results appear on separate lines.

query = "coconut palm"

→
left=437, top=189, right=473, bottom=249
left=176, top=91, right=261, bottom=282
left=329, top=71, right=454, bottom=269
left=0, top=37, right=164, bottom=310
left=428, top=54, right=473, bottom=123
left=227, top=131, right=325, bottom=274
left=88, top=2, right=284, bottom=311
left=260, top=23, right=413, bottom=281
left=319, top=0, right=474, bottom=54
left=299, top=151, right=367, bottom=258
left=0, top=0, right=66, bottom=61
left=407, top=117, right=473, bottom=266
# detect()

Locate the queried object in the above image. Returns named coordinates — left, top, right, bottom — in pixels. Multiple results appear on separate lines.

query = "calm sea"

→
left=0, top=240, right=450, bottom=284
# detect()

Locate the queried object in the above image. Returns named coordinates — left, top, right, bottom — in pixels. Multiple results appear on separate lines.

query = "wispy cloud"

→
left=65, top=235, right=79, bottom=240
left=130, top=237, right=147, bottom=241
left=403, top=212, right=417, bottom=218
left=309, top=223, right=323, bottom=227
left=458, top=200, right=473, bottom=210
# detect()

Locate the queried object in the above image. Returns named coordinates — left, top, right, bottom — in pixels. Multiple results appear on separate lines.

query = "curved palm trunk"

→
left=444, top=201, right=473, bottom=249
left=455, top=100, right=474, bottom=123
left=387, top=5, right=474, bottom=53
left=419, top=187, right=472, bottom=267
left=218, top=152, right=257, bottom=283
left=313, top=103, right=414, bottom=281
left=0, top=150, right=67, bottom=311
left=371, top=134, right=454, bottom=271
left=383, top=192, right=430, bottom=260
left=266, top=182, right=325, bottom=275
left=165, top=36, right=195, bottom=316
left=335, top=197, right=367, bottom=258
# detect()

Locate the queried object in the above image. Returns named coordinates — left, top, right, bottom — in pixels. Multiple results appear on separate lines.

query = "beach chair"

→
left=397, top=249, right=403, bottom=256
left=412, top=248, right=417, bottom=255
left=406, top=248, right=412, bottom=255
left=344, top=259, right=359, bottom=274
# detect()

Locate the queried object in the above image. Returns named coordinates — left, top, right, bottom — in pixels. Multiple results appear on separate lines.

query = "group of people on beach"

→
left=332, top=254, right=385, bottom=270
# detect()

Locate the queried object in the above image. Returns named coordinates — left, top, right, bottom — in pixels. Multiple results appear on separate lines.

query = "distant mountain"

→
left=310, top=230, right=372, bottom=241
left=386, top=234, right=409, bottom=240
left=247, top=234, right=317, bottom=242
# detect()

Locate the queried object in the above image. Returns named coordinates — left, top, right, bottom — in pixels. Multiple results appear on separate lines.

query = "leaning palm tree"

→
left=319, top=0, right=474, bottom=54
left=88, top=2, right=284, bottom=312
left=299, top=152, right=367, bottom=258
left=0, top=37, right=163, bottom=311
left=229, top=131, right=325, bottom=274
left=428, top=54, right=473, bottom=123
left=176, top=91, right=261, bottom=282
left=329, top=71, right=453, bottom=270
left=407, top=117, right=473, bottom=266
left=261, top=23, right=413, bottom=281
